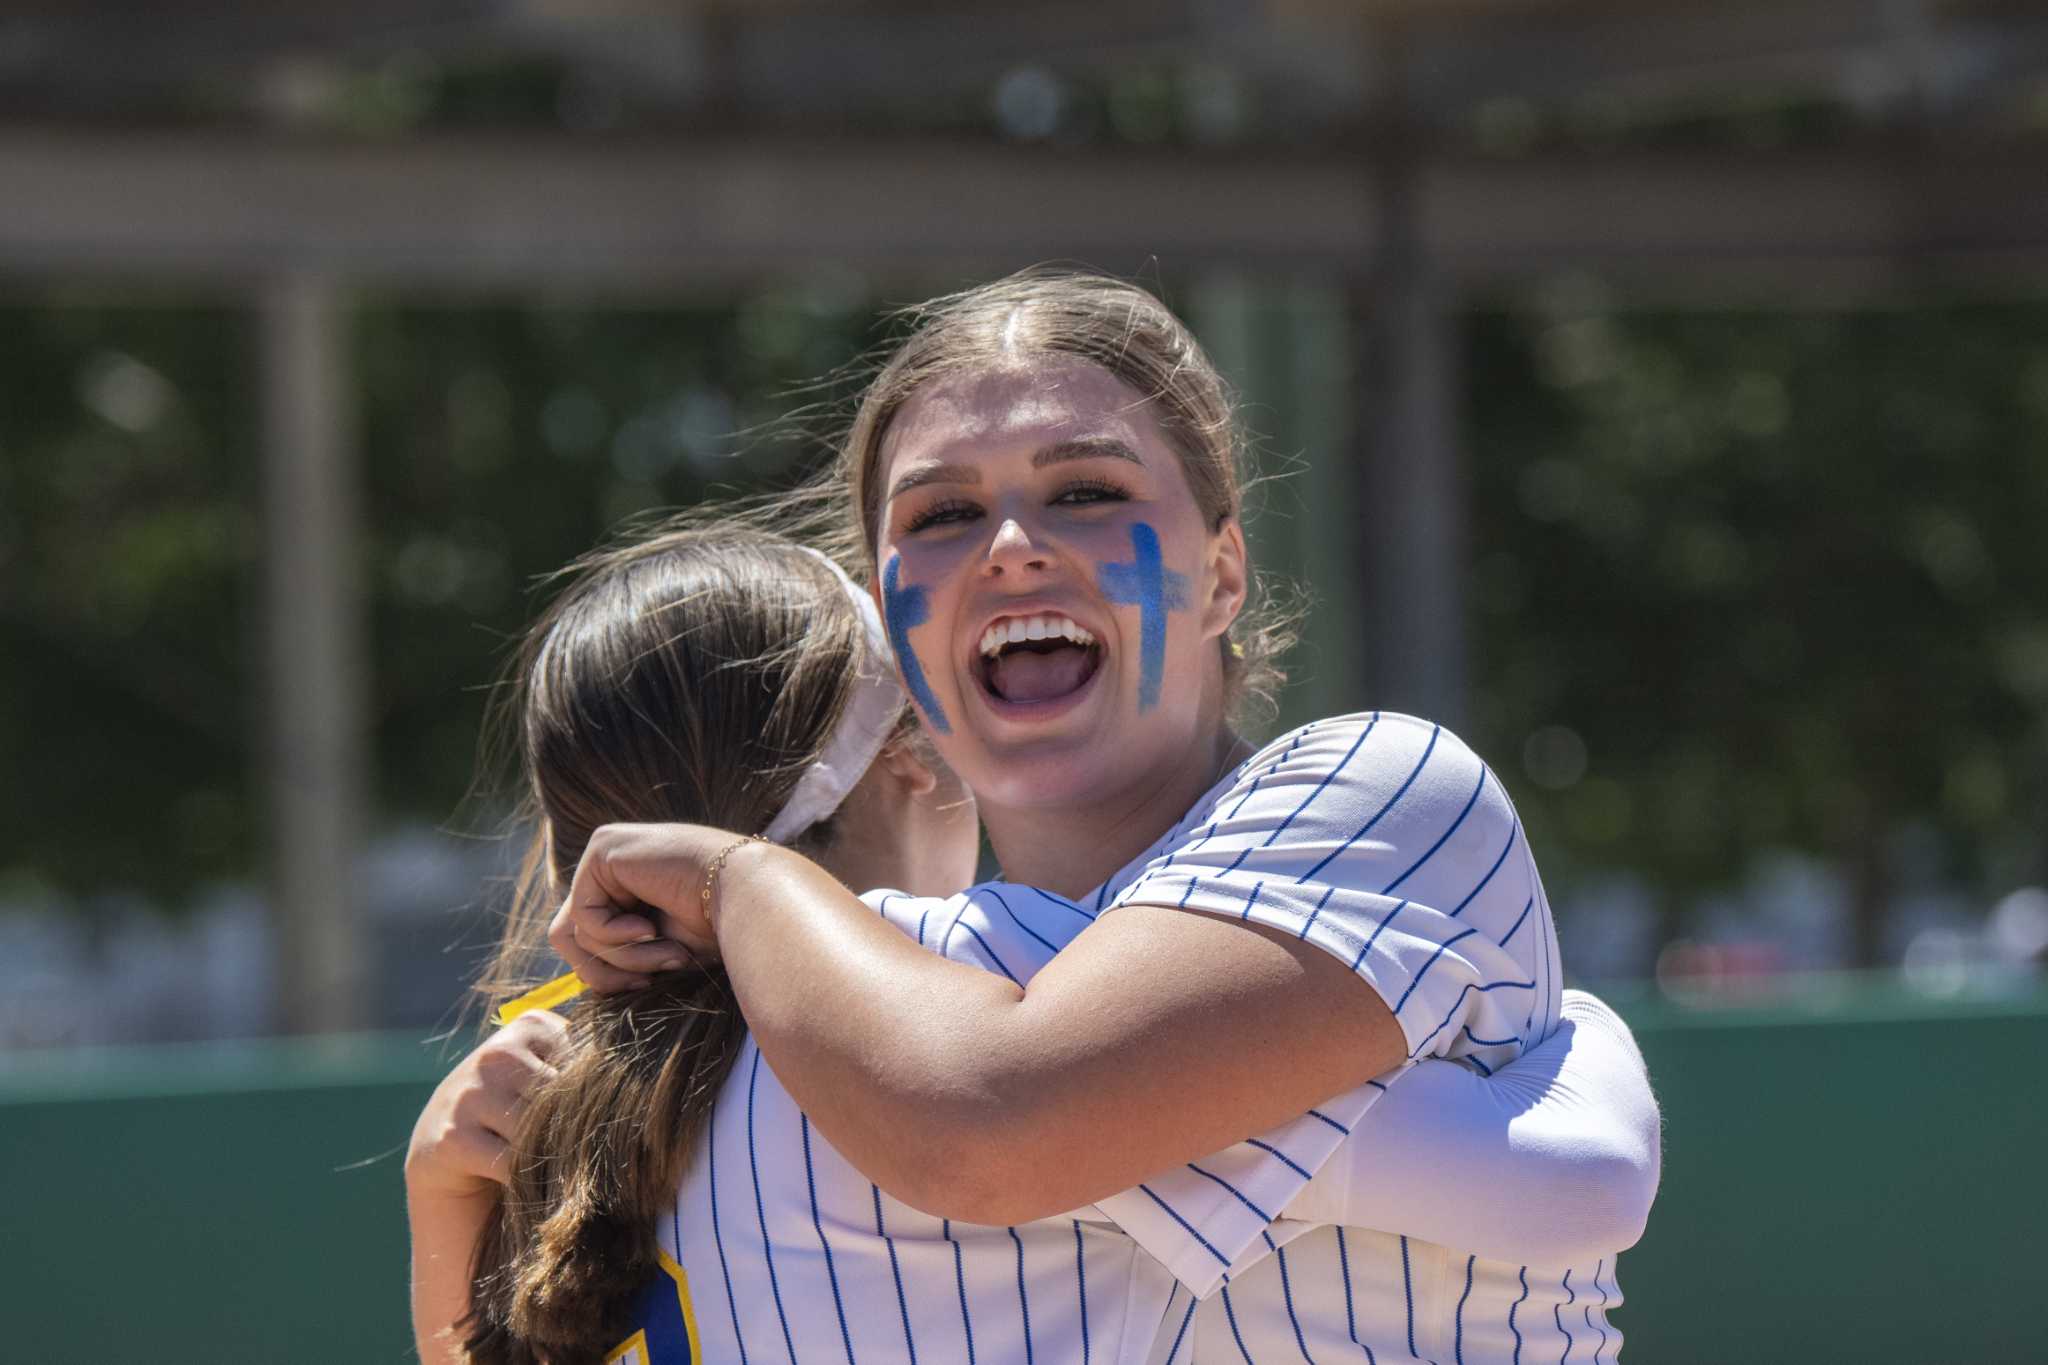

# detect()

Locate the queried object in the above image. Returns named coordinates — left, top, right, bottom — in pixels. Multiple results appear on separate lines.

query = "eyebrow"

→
left=886, top=437, right=1147, bottom=501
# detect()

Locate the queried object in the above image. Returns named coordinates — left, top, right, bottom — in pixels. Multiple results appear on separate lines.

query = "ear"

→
left=875, top=734, right=941, bottom=797
left=1201, top=515, right=1249, bottom=641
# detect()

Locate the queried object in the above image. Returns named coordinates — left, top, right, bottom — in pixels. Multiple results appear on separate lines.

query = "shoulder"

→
left=1199, top=711, right=1508, bottom=839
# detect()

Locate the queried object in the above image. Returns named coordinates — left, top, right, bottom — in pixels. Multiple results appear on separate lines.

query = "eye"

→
left=1053, top=478, right=1130, bottom=508
left=902, top=498, right=982, bottom=534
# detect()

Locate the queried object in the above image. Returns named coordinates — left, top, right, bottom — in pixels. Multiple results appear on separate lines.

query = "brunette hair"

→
left=459, top=521, right=899, bottom=1364
left=835, top=268, right=1295, bottom=722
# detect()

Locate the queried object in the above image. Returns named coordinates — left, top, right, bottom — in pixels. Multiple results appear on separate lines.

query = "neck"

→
left=982, top=721, right=1253, bottom=901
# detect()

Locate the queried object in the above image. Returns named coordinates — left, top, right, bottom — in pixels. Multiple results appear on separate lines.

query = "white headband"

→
left=761, top=549, right=908, bottom=844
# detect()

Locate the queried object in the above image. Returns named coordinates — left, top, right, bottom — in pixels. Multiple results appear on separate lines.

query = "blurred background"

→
left=2, top=1, right=2044, bottom=1361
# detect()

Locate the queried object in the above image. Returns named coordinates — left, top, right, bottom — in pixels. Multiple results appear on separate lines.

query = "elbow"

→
left=1553, top=1128, right=1661, bottom=1260
left=869, top=1107, right=1083, bottom=1226
left=1572, top=1150, right=1658, bottom=1257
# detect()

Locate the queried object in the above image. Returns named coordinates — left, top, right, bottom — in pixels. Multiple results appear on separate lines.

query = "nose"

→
left=983, top=517, right=1051, bottom=578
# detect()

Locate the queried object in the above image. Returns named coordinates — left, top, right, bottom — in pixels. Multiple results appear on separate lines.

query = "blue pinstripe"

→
left=1335, top=1228, right=1376, bottom=1365
left=939, top=1220, right=977, bottom=1365
left=977, top=887, right=1059, bottom=957
left=1164, top=721, right=1324, bottom=877
left=1295, top=885, right=1339, bottom=940
left=1263, top=715, right=1379, bottom=860
left=871, top=1187, right=917, bottom=1365
left=1499, top=897, right=1534, bottom=948
left=1390, top=926, right=1480, bottom=1015
left=1449, top=822, right=1517, bottom=918
left=1071, top=1221, right=1090, bottom=1365
left=1185, top=1162, right=1275, bottom=1220
left=1163, top=1289, right=1198, bottom=1365
left=1156, top=721, right=1335, bottom=878
left=1220, top=1286, right=1256, bottom=1365
left=915, top=902, right=932, bottom=945
left=1245, top=1137, right=1312, bottom=1180
left=1136, top=1183, right=1231, bottom=1268
left=1510, top=1267, right=1529, bottom=1365
left=1300, top=721, right=1437, bottom=884
left=1348, top=899, right=1413, bottom=973
left=1381, top=763, right=1488, bottom=895
left=1409, top=978, right=1538, bottom=1060
left=1528, top=848, right=1555, bottom=1037
left=1587, top=1260, right=1609, bottom=1365
left=799, top=1116, right=858, bottom=1365
left=745, top=1054, right=799, bottom=1364
left=1401, top=1236, right=1419, bottom=1360
left=1006, top=1226, right=1034, bottom=1365
left=941, top=906, right=1021, bottom=984
left=1555, top=1270, right=1575, bottom=1363
left=706, top=1101, right=751, bottom=1365
left=1455, top=1254, right=1475, bottom=1365
left=1024, top=885, right=1095, bottom=920
left=1308, top=1107, right=1355, bottom=1133
left=1462, top=1024, right=1521, bottom=1049
left=1239, top=879, right=1266, bottom=921
left=1275, top=1242, right=1320, bottom=1364
left=1466, top=1053, right=1495, bottom=1076
left=1217, top=724, right=1355, bottom=876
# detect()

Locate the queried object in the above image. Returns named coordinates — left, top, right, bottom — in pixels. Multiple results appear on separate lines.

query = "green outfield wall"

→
left=3, top=980, right=2041, bottom=1364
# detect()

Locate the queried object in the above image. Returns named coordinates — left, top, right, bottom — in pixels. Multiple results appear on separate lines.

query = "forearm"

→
left=715, top=846, right=1404, bottom=1223
left=407, top=1183, right=494, bottom=1365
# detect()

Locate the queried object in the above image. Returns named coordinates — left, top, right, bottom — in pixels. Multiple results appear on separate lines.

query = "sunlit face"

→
left=872, top=360, right=1245, bottom=814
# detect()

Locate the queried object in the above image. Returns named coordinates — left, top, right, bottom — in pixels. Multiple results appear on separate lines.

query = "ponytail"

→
left=462, top=977, right=746, bottom=1363
left=455, top=520, right=882, bottom=1363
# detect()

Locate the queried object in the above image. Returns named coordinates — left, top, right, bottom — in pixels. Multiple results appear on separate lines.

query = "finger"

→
left=548, top=897, right=656, bottom=992
left=577, top=931, right=695, bottom=976
left=445, top=1125, right=514, bottom=1185
left=510, top=1009, right=572, bottom=1064
left=573, top=904, right=661, bottom=950
left=470, top=1087, right=526, bottom=1143
left=559, top=933, right=652, bottom=994
left=477, top=1038, right=558, bottom=1094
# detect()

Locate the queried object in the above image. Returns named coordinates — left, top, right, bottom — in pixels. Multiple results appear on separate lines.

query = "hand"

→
left=546, top=822, right=737, bottom=994
left=405, top=1010, right=569, bottom=1202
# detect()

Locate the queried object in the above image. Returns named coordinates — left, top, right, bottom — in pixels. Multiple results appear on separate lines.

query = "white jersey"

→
left=635, top=713, right=1598, bottom=1364
left=1149, top=994, right=1652, bottom=1364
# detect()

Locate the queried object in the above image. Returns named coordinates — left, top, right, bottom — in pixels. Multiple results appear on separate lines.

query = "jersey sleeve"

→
left=1090, top=713, right=1567, bottom=1294
left=1273, top=989, right=1661, bottom=1266
left=1109, top=713, right=1562, bottom=1069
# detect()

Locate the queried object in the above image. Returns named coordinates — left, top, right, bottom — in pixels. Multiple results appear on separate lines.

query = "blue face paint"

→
left=1097, top=522, right=1190, bottom=711
left=882, top=554, right=950, bottom=734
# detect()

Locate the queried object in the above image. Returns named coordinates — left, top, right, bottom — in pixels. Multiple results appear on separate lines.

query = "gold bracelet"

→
left=699, top=834, right=763, bottom=932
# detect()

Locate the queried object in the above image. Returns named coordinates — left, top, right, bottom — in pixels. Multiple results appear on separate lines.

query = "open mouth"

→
left=974, top=613, right=1103, bottom=707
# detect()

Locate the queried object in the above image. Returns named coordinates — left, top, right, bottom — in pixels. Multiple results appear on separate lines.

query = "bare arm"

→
left=550, top=827, right=1406, bottom=1225
left=553, top=720, right=1553, bottom=1228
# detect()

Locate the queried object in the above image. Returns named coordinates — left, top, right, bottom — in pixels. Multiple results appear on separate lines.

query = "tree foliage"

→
left=1465, top=300, right=2048, bottom=961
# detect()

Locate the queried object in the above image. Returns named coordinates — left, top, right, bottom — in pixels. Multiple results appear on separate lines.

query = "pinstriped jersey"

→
left=1147, top=1230, right=1625, bottom=1365
left=644, top=712, right=1576, bottom=1363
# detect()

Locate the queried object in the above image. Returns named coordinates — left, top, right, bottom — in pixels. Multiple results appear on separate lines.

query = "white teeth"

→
left=979, top=614, right=1097, bottom=657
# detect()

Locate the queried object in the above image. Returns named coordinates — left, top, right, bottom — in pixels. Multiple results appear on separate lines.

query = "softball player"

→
left=540, top=271, right=1661, bottom=1361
